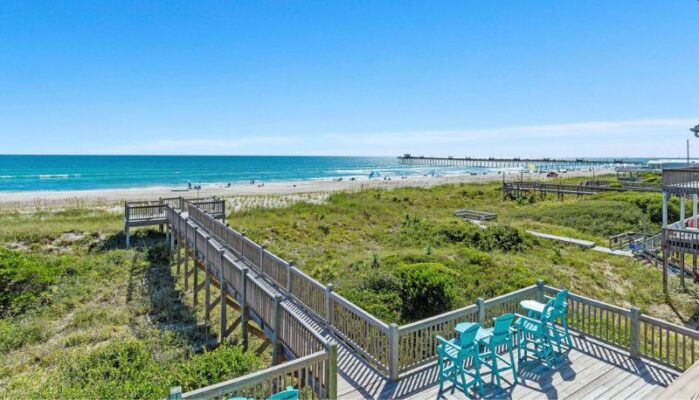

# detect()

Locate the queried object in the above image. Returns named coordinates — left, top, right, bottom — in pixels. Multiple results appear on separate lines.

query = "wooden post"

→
left=176, top=228, right=181, bottom=275
left=681, top=251, right=686, bottom=288
left=662, top=192, right=668, bottom=228
left=271, top=294, right=283, bottom=365
left=326, top=343, right=338, bottom=399
left=240, top=233, right=245, bottom=254
left=536, top=279, right=544, bottom=302
left=260, top=245, right=266, bottom=270
left=477, top=297, right=486, bottom=325
left=325, top=284, right=334, bottom=328
left=158, top=197, right=164, bottom=233
left=630, top=307, right=641, bottom=359
left=193, top=227, right=199, bottom=306
left=286, top=262, right=294, bottom=294
left=680, top=195, right=686, bottom=227
left=241, top=267, right=249, bottom=351
left=205, top=248, right=211, bottom=322
left=184, top=220, right=190, bottom=291
left=388, top=323, right=399, bottom=381
left=663, top=246, right=669, bottom=296
left=168, top=386, right=182, bottom=400
left=124, top=203, right=130, bottom=248
left=219, top=249, right=227, bottom=343
left=694, top=254, right=698, bottom=284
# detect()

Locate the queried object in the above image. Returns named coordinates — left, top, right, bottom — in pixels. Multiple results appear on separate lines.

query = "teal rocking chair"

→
left=478, top=313, right=517, bottom=388
left=436, top=323, right=483, bottom=397
left=515, top=300, right=556, bottom=368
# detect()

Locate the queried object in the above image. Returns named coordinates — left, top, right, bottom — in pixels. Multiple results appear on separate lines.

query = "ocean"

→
left=0, top=155, right=656, bottom=192
left=0, top=155, right=488, bottom=192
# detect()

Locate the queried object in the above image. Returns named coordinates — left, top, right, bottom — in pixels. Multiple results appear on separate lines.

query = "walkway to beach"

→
left=126, top=198, right=694, bottom=399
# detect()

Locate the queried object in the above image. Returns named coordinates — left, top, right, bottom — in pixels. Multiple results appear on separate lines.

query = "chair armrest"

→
left=436, top=335, right=461, bottom=351
left=515, top=313, right=540, bottom=323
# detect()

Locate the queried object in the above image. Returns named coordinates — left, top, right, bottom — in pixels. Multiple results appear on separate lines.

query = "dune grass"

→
left=230, top=181, right=699, bottom=325
left=0, top=212, right=265, bottom=398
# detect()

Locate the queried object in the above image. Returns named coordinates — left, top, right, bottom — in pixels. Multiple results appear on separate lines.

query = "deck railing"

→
left=170, top=349, right=335, bottom=400
left=543, top=285, right=699, bottom=371
left=663, top=167, right=699, bottom=195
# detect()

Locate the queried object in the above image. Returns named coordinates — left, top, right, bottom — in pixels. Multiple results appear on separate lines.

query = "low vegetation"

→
left=0, top=212, right=264, bottom=398
left=231, top=180, right=699, bottom=325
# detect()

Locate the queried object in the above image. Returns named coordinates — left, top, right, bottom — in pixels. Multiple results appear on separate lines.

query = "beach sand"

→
left=0, top=169, right=613, bottom=210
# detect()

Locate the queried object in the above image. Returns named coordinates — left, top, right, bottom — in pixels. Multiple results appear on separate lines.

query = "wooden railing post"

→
left=286, top=262, right=294, bottom=294
left=241, top=267, right=249, bottom=351
left=260, top=245, right=266, bottom=270
left=124, top=203, right=131, bottom=248
left=193, top=227, right=199, bottom=306
left=389, top=323, right=399, bottom=381
left=271, top=294, right=283, bottom=365
left=184, top=219, right=189, bottom=291
left=204, top=241, right=212, bottom=322
left=630, top=307, right=641, bottom=359
left=240, top=233, right=245, bottom=254
left=536, top=279, right=544, bottom=303
left=219, top=249, right=227, bottom=344
left=326, top=342, right=338, bottom=400
left=176, top=214, right=182, bottom=275
left=325, top=284, right=334, bottom=328
left=477, top=297, right=486, bottom=325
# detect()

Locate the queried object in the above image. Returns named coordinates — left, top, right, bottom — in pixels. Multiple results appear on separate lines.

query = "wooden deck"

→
left=334, top=335, right=677, bottom=399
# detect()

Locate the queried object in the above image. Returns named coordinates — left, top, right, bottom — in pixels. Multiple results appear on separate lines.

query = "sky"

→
left=0, top=1, right=698, bottom=157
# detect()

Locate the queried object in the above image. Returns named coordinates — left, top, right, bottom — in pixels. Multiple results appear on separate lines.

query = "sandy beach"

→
left=0, top=169, right=613, bottom=210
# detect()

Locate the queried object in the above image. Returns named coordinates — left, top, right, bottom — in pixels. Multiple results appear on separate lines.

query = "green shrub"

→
left=395, top=262, right=456, bottom=321
left=0, top=248, right=66, bottom=317
left=471, top=225, right=527, bottom=252
left=40, top=339, right=260, bottom=398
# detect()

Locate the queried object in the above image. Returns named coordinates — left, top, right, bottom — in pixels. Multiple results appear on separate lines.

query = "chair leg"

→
left=474, top=352, right=484, bottom=396
left=491, top=345, right=501, bottom=387
left=438, top=359, right=445, bottom=395
left=551, top=323, right=563, bottom=354
left=508, top=341, right=518, bottom=384
left=562, top=315, right=573, bottom=348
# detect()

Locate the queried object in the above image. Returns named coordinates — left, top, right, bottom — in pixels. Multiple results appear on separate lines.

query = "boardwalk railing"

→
left=185, top=202, right=393, bottom=376
left=165, top=206, right=337, bottom=399
left=125, top=196, right=224, bottom=247
left=503, top=182, right=661, bottom=197
left=170, top=349, right=335, bottom=400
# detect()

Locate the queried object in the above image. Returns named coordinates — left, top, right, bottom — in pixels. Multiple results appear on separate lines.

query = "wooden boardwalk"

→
left=149, top=201, right=696, bottom=399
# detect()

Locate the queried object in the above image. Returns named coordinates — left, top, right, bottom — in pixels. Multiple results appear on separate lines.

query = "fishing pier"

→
left=398, top=154, right=645, bottom=170
left=122, top=198, right=697, bottom=399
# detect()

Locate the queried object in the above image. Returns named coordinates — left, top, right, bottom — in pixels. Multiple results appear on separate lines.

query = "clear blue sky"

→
left=1, top=1, right=697, bottom=157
